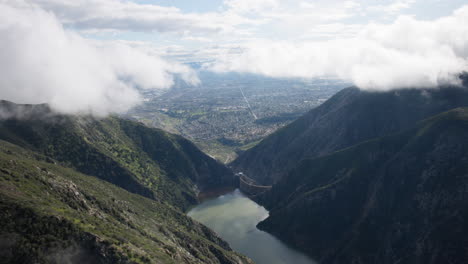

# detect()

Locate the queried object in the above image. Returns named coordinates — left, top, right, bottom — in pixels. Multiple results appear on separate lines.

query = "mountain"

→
left=256, top=107, right=468, bottom=264
left=0, top=140, right=251, bottom=264
left=0, top=100, right=235, bottom=210
left=231, top=85, right=468, bottom=185
left=0, top=101, right=250, bottom=263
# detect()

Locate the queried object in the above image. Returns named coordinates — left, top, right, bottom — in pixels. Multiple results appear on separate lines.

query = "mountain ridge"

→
left=0, top=101, right=250, bottom=263
left=0, top=100, right=235, bottom=210
left=255, top=107, right=468, bottom=264
left=231, top=85, right=468, bottom=185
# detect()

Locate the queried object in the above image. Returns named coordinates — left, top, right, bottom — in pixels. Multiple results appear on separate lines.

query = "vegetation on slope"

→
left=257, top=108, right=468, bottom=264
left=0, top=100, right=250, bottom=263
left=0, top=100, right=235, bottom=210
left=232, top=85, right=468, bottom=184
left=0, top=140, right=251, bottom=263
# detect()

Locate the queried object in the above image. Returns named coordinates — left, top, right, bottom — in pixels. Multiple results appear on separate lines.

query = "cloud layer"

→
left=1, top=0, right=467, bottom=110
left=208, top=5, right=468, bottom=90
left=0, top=1, right=198, bottom=116
left=29, top=0, right=255, bottom=37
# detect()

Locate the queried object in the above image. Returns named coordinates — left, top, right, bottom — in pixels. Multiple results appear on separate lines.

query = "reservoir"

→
left=188, top=189, right=316, bottom=264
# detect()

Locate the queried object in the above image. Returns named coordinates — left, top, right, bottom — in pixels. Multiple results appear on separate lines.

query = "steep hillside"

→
left=232, top=85, right=468, bottom=184
left=0, top=100, right=235, bottom=210
left=257, top=108, right=468, bottom=264
left=0, top=140, right=252, bottom=264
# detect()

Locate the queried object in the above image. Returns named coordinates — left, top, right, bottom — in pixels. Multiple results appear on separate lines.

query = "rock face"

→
left=0, top=101, right=251, bottom=264
left=232, top=86, right=468, bottom=185
left=257, top=108, right=468, bottom=264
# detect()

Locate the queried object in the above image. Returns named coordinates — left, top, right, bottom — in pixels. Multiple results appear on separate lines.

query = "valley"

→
left=0, top=101, right=251, bottom=263
left=231, top=76, right=468, bottom=264
left=126, top=72, right=348, bottom=163
left=3, top=79, right=468, bottom=264
left=2, top=1, right=468, bottom=264
left=2, top=80, right=468, bottom=264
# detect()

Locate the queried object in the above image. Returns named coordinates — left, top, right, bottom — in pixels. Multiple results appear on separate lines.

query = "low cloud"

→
left=208, top=5, right=468, bottom=90
left=0, top=1, right=198, bottom=116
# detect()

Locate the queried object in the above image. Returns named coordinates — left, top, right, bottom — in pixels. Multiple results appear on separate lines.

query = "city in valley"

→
left=126, top=71, right=348, bottom=162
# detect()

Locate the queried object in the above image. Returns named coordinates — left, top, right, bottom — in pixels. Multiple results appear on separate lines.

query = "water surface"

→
left=188, top=189, right=316, bottom=264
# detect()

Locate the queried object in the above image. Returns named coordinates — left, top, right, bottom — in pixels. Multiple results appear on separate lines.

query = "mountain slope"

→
left=0, top=140, right=252, bottom=264
left=0, top=101, right=251, bottom=263
left=232, top=85, right=468, bottom=184
left=0, top=100, right=235, bottom=210
left=256, top=107, right=468, bottom=264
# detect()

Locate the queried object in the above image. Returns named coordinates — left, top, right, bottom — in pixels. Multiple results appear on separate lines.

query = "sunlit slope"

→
left=0, top=140, right=252, bottom=263
left=0, top=100, right=235, bottom=210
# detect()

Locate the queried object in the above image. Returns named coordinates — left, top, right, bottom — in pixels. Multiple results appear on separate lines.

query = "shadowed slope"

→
left=232, top=85, right=468, bottom=184
left=257, top=108, right=468, bottom=264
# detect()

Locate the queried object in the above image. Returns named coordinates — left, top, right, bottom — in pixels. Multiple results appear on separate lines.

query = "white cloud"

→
left=219, top=0, right=365, bottom=42
left=208, top=5, right=468, bottom=90
left=0, top=1, right=198, bottom=116
left=224, top=0, right=279, bottom=14
left=29, top=0, right=400, bottom=42
left=1, top=0, right=466, bottom=104
left=30, top=0, right=257, bottom=37
left=367, top=0, right=417, bottom=15
left=15, top=0, right=447, bottom=51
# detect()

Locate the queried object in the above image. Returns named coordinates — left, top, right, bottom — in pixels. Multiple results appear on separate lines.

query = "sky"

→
left=0, top=0, right=468, bottom=114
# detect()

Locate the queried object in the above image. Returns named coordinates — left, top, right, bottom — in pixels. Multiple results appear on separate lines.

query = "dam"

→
left=236, top=172, right=272, bottom=196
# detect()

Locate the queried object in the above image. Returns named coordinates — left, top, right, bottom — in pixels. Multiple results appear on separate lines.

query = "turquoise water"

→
left=188, top=189, right=316, bottom=264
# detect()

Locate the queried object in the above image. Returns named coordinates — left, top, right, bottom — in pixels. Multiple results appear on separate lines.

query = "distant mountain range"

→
left=232, top=75, right=468, bottom=264
left=0, top=100, right=251, bottom=264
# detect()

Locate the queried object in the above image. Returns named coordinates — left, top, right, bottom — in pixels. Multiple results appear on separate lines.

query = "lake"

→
left=187, top=189, right=317, bottom=264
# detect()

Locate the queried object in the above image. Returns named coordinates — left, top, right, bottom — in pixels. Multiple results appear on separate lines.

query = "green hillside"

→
left=0, top=100, right=235, bottom=210
left=0, top=140, right=251, bottom=263
left=0, top=101, right=249, bottom=264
